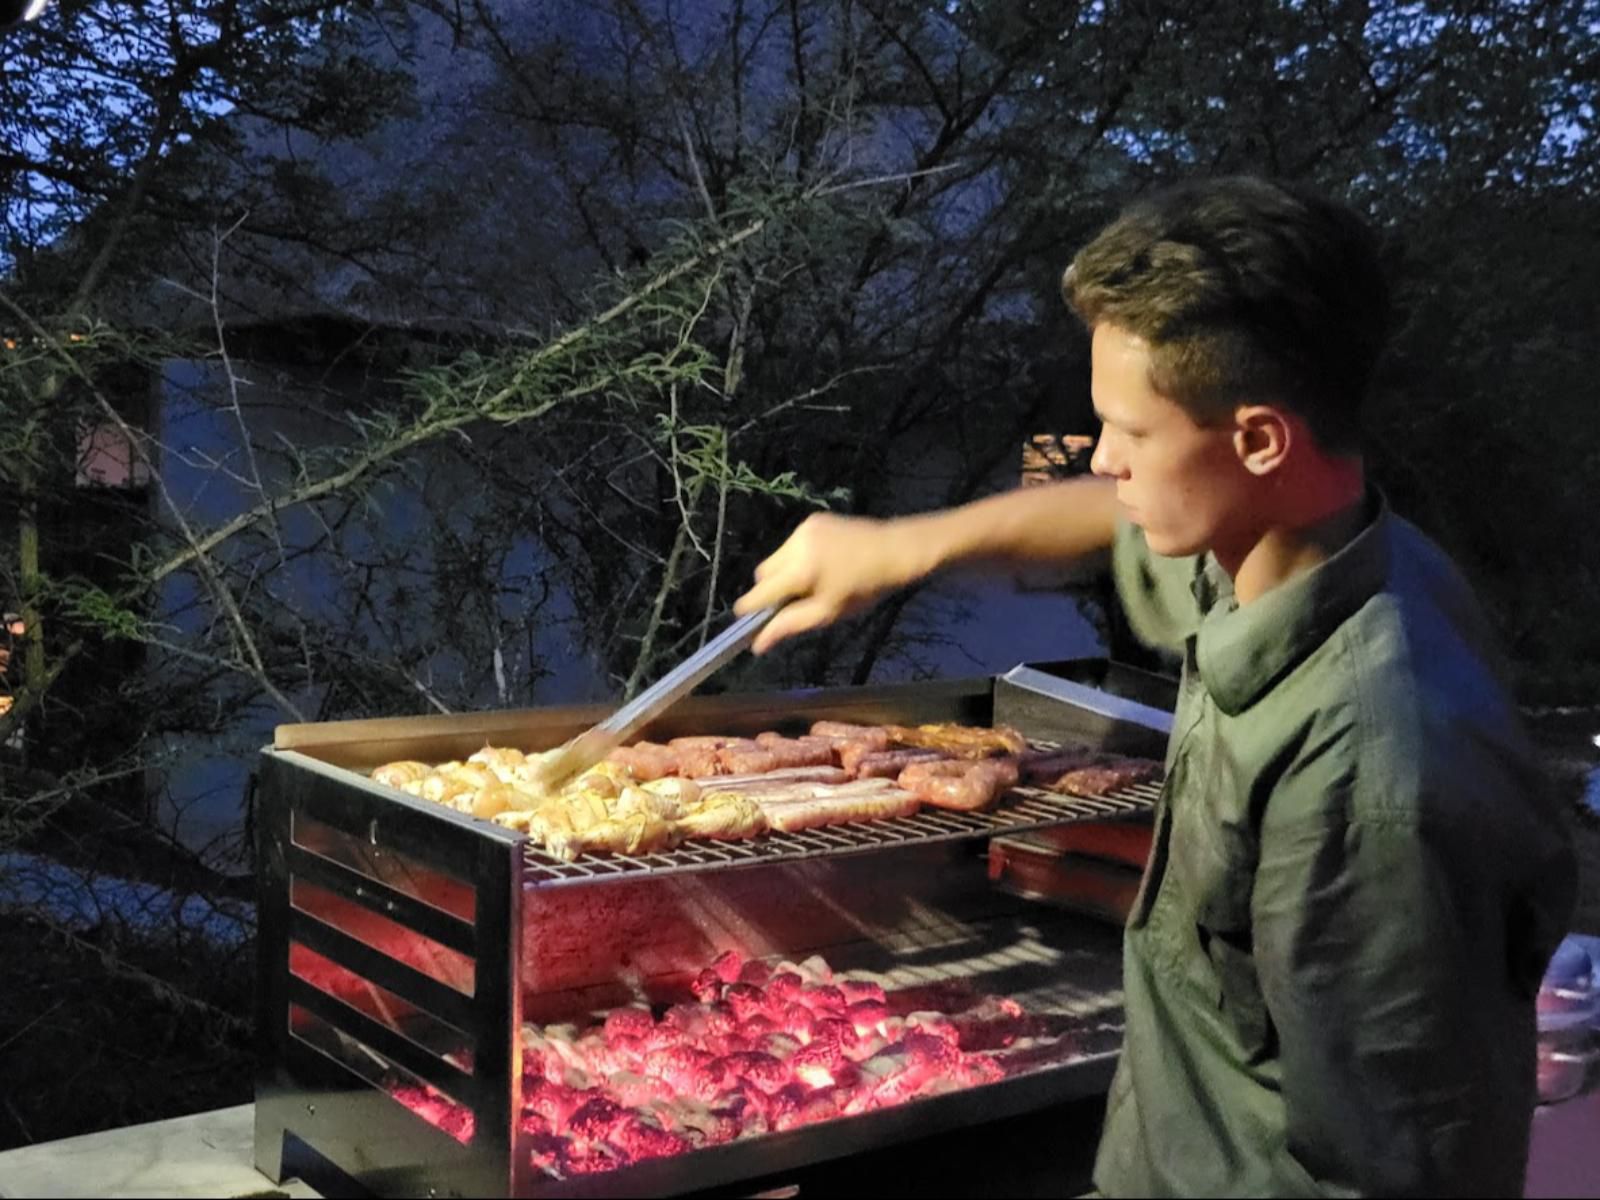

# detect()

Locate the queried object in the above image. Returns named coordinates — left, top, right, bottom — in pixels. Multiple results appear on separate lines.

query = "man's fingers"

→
left=750, top=598, right=835, bottom=655
left=734, top=574, right=794, bottom=616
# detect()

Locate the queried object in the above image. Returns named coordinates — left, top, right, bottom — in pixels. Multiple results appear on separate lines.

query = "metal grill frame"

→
left=254, top=660, right=1174, bottom=1199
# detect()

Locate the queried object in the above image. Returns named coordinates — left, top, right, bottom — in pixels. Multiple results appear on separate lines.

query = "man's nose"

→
left=1089, top=431, right=1119, bottom=478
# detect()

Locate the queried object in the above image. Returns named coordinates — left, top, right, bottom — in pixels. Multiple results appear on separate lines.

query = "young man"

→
left=735, top=177, right=1576, bottom=1196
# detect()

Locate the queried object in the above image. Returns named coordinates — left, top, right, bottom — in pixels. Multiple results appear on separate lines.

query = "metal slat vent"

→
left=521, top=779, right=1161, bottom=884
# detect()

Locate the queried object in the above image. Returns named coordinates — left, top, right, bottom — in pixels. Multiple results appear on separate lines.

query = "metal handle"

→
left=531, top=606, right=778, bottom=790
left=597, top=605, right=777, bottom=740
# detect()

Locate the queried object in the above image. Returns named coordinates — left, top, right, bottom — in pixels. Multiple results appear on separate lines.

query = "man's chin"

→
left=1142, top=527, right=1203, bottom=559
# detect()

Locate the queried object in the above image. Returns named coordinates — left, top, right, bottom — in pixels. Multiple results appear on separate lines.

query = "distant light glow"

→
left=1591, top=733, right=1600, bottom=749
left=23, top=0, right=49, bottom=20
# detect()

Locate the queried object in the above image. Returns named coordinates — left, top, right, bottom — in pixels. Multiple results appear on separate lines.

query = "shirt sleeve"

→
left=1109, top=517, right=1203, bottom=654
left=1250, top=807, right=1499, bottom=1197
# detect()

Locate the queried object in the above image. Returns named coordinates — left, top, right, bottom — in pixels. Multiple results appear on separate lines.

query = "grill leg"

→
left=252, top=1101, right=291, bottom=1184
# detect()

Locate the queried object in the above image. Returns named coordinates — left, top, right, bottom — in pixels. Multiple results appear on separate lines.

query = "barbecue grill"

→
left=253, top=658, right=1174, bottom=1198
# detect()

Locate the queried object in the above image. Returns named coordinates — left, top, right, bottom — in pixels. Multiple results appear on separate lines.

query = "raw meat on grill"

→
left=753, top=780, right=922, bottom=832
left=853, top=748, right=949, bottom=778
left=807, top=720, right=886, bottom=740
left=368, top=717, right=1159, bottom=861
left=715, top=739, right=783, bottom=776
left=1017, top=748, right=1111, bottom=784
left=1051, top=756, right=1163, bottom=796
left=605, top=741, right=680, bottom=781
left=698, top=766, right=852, bottom=790
left=898, top=757, right=1019, bottom=812
left=885, top=722, right=1029, bottom=758
left=756, top=735, right=840, bottom=769
left=667, top=735, right=738, bottom=751
left=836, top=737, right=898, bottom=774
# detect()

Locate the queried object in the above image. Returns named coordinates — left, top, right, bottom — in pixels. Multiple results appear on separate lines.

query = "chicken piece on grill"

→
left=544, top=810, right=678, bottom=860
left=420, top=772, right=475, bottom=808
left=639, top=776, right=702, bottom=812
left=371, top=760, right=432, bottom=790
left=444, top=761, right=500, bottom=790
left=885, top=722, right=1029, bottom=758
left=469, top=782, right=518, bottom=819
left=675, top=793, right=768, bottom=840
left=467, top=745, right=528, bottom=782
left=613, top=784, right=681, bottom=823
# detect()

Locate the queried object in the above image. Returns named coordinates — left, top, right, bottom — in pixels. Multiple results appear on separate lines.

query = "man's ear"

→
left=1232, top=405, right=1292, bottom=476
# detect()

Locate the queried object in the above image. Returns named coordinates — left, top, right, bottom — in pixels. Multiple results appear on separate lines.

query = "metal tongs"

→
left=526, top=605, right=779, bottom=793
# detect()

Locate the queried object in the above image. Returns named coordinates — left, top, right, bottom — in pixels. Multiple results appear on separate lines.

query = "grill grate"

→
left=521, top=778, right=1162, bottom=884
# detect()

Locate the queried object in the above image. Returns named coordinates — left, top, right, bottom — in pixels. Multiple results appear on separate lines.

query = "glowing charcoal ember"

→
left=610, top=1114, right=692, bottom=1161
left=778, top=1001, right=816, bottom=1041
left=792, top=1061, right=836, bottom=1090
left=526, top=1133, right=569, bottom=1177
left=829, top=1060, right=863, bottom=1092
left=860, top=1036, right=955, bottom=1106
left=645, top=1096, right=738, bottom=1146
left=739, top=1013, right=777, bottom=1040
left=662, top=1002, right=715, bottom=1039
left=741, top=1033, right=790, bottom=1064
left=603, top=1005, right=655, bottom=1042
left=763, top=1082, right=808, bottom=1127
left=790, top=1037, right=846, bottom=1077
left=847, top=999, right=892, bottom=1036
left=718, top=1050, right=790, bottom=1094
left=521, top=1110, right=553, bottom=1137
left=722, top=1035, right=760, bottom=1058
left=838, top=977, right=888, bottom=1005
left=703, top=1003, right=738, bottom=1037
left=567, top=1096, right=631, bottom=1141
left=715, top=1085, right=772, bottom=1136
left=962, top=1054, right=1006, bottom=1085
left=810, top=1016, right=860, bottom=1052
left=560, top=1143, right=630, bottom=1175
left=724, top=983, right=768, bottom=1023
left=644, top=1045, right=716, bottom=1093
left=389, top=1084, right=474, bottom=1143
left=690, top=967, right=724, bottom=1003
left=574, top=1034, right=634, bottom=1076
left=776, top=1084, right=843, bottom=1131
left=795, top=955, right=833, bottom=984
left=904, top=1030, right=962, bottom=1071
left=905, top=1012, right=962, bottom=1048
left=799, top=984, right=847, bottom=1014
left=850, top=1033, right=890, bottom=1061
left=504, top=950, right=1069, bottom=1178
left=737, top=958, right=775, bottom=987
left=765, top=971, right=804, bottom=1005
left=524, top=1080, right=592, bottom=1133
left=608, top=1071, right=672, bottom=1108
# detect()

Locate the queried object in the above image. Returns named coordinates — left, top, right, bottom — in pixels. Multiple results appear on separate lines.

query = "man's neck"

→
left=1218, top=459, right=1369, bottom=606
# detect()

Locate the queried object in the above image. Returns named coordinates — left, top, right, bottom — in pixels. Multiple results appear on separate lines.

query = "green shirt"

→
left=1094, top=495, right=1576, bottom=1198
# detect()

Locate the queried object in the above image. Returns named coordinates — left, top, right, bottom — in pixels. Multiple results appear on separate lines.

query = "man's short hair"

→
left=1062, top=176, right=1389, bottom=454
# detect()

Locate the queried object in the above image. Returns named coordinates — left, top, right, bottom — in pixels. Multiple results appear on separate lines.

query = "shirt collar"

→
left=1192, top=490, right=1390, bottom=716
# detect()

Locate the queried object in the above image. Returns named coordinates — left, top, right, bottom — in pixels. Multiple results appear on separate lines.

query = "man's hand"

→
left=734, top=480, right=1119, bottom=655
left=734, top=513, right=927, bottom=654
